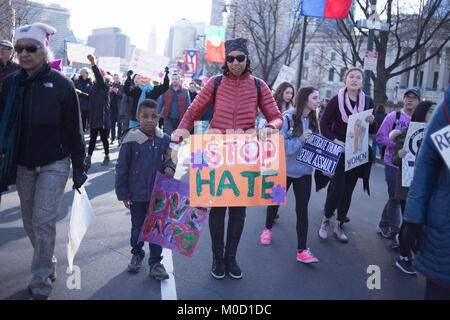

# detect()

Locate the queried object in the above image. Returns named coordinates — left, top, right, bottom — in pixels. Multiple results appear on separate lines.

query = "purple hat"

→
left=225, top=38, right=249, bottom=56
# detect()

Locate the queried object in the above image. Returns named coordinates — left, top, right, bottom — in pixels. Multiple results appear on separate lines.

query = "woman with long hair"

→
left=172, top=38, right=283, bottom=280
left=318, top=67, right=378, bottom=243
left=260, top=86, right=321, bottom=263
left=274, top=82, right=295, bottom=114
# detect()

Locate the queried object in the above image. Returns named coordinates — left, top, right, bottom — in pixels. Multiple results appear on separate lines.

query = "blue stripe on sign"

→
left=301, top=0, right=326, bottom=18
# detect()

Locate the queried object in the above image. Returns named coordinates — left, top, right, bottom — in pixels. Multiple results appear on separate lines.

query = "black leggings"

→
left=399, top=200, right=410, bottom=257
left=88, top=128, right=109, bottom=156
left=324, top=156, right=359, bottom=222
left=266, top=175, right=312, bottom=252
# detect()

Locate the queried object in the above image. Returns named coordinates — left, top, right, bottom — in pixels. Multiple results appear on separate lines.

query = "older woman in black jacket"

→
left=85, top=54, right=111, bottom=168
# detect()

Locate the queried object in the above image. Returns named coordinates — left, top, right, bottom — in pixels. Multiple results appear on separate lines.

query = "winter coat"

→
left=0, top=63, right=85, bottom=170
left=89, top=65, right=110, bottom=130
left=73, top=77, right=93, bottom=112
left=404, top=88, right=450, bottom=288
left=115, top=126, right=176, bottom=202
left=109, top=82, right=123, bottom=114
left=177, top=72, right=283, bottom=133
left=124, top=74, right=169, bottom=123
left=158, top=85, right=191, bottom=120
left=0, top=60, right=21, bottom=93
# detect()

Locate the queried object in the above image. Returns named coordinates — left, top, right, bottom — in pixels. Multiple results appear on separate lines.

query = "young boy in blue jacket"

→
left=115, top=99, right=176, bottom=280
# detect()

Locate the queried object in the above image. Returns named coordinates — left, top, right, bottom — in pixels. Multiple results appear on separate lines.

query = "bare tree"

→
left=229, top=0, right=303, bottom=87
left=0, top=0, right=38, bottom=41
left=332, top=0, right=449, bottom=104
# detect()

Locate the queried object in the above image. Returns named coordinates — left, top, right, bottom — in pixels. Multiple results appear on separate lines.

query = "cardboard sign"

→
left=296, top=133, right=344, bottom=175
left=402, top=122, right=427, bottom=187
left=138, top=172, right=210, bottom=257
left=431, top=123, right=450, bottom=171
left=129, top=48, right=169, bottom=79
left=66, top=42, right=95, bottom=64
left=345, top=109, right=373, bottom=171
left=189, top=134, right=287, bottom=207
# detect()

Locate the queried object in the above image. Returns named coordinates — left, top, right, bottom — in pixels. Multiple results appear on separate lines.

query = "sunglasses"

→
left=14, top=43, right=42, bottom=54
left=226, top=55, right=246, bottom=63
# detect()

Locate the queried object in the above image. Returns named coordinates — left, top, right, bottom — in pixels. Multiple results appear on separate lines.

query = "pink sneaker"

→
left=260, top=229, right=272, bottom=245
left=297, top=249, right=318, bottom=263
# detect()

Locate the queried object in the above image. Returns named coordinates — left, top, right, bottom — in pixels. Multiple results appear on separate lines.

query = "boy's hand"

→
left=123, top=199, right=133, bottom=209
left=164, top=167, right=175, bottom=179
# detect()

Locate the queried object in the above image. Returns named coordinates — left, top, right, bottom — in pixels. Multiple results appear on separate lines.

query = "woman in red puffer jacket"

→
left=173, top=38, right=283, bottom=280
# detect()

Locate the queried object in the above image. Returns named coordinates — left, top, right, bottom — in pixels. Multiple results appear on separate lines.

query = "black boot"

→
left=209, top=208, right=226, bottom=279
left=224, top=207, right=246, bottom=279
left=101, top=155, right=110, bottom=166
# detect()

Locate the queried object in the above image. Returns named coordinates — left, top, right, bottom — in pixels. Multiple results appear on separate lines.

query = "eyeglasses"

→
left=226, top=55, right=246, bottom=63
left=14, top=43, right=42, bottom=54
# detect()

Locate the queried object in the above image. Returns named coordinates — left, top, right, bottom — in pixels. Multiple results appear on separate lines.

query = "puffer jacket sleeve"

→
left=177, top=76, right=215, bottom=132
left=115, top=141, right=132, bottom=201
left=259, top=80, right=283, bottom=130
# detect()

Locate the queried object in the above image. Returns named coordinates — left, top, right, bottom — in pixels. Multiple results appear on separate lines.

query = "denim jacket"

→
left=115, top=127, right=176, bottom=202
left=282, top=109, right=313, bottom=179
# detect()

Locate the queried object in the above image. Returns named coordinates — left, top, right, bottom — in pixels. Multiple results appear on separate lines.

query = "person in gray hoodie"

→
left=260, top=86, right=321, bottom=263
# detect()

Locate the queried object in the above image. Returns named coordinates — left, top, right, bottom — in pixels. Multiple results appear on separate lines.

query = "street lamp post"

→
left=222, top=2, right=238, bottom=39
left=363, top=0, right=377, bottom=96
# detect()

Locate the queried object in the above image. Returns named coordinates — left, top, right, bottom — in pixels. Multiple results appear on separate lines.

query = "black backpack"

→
left=200, top=75, right=261, bottom=122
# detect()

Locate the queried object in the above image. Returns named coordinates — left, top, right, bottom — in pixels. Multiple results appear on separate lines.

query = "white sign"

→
left=67, top=186, right=96, bottom=272
left=431, top=124, right=450, bottom=171
left=66, top=42, right=96, bottom=64
left=98, top=57, right=121, bottom=74
left=273, top=65, right=297, bottom=91
left=402, top=122, right=427, bottom=187
left=364, top=51, right=378, bottom=73
left=345, top=109, right=373, bottom=171
left=128, top=48, right=169, bottom=79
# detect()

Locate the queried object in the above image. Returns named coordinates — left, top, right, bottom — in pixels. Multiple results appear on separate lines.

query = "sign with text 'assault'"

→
left=189, top=134, right=287, bottom=207
left=296, top=133, right=344, bottom=175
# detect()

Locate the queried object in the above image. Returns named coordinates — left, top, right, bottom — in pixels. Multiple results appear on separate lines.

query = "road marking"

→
left=161, top=248, right=177, bottom=300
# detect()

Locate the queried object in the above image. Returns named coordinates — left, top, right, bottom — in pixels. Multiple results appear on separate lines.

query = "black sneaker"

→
left=391, top=233, right=399, bottom=249
left=395, top=256, right=416, bottom=275
left=211, top=257, right=225, bottom=279
left=127, top=254, right=144, bottom=273
left=225, top=257, right=242, bottom=279
left=101, top=155, right=110, bottom=166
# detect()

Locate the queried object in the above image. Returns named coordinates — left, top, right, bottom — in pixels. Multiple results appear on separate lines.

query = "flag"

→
left=205, top=27, right=225, bottom=63
left=301, top=0, right=352, bottom=19
left=192, top=66, right=204, bottom=80
left=185, top=50, right=199, bottom=72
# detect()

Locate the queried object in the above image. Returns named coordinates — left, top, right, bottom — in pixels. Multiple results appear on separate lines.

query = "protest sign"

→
left=296, top=133, right=344, bottom=175
left=66, top=42, right=95, bottom=64
left=67, top=186, right=96, bottom=272
left=345, top=109, right=373, bottom=171
left=189, top=134, right=287, bottom=207
left=402, top=122, right=427, bottom=186
left=129, top=48, right=169, bottom=79
left=98, top=57, right=121, bottom=74
left=138, top=172, right=210, bottom=257
left=273, top=65, right=297, bottom=90
left=431, top=124, right=450, bottom=171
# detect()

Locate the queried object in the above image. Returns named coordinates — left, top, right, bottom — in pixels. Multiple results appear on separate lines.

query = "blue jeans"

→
left=163, top=118, right=180, bottom=136
left=372, top=134, right=382, bottom=160
left=110, top=112, right=122, bottom=141
left=379, top=165, right=401, bottom=233
left=130, top=201, right=163, bottom=265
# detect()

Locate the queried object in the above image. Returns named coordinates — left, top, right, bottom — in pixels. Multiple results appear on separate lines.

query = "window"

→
left=326, top=90, right=332, bottom=98
left=340, top=68, right=347, bottom=82
left=436, top=54, right=441, bottom=64
left=432, top=72, right=439, bottom=90
left=305, top=52, right=309, bottom=61
left=328, top=68, right=334, bottom=82
left=331, top=52, right=336, bottom=61
left=418, top=71, right=424, bottom=88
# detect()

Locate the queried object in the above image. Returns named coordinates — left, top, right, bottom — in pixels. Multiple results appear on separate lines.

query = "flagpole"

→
left=296, top=16, right=308, bottom=90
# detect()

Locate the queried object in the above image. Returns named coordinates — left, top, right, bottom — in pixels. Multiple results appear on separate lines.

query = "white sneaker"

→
left=334, top=222, right=349, bottom=243
left=318, top=217, right=330, bottom=240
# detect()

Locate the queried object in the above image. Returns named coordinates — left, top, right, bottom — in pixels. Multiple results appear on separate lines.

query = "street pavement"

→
left=0, top=138, right=426, bottom=300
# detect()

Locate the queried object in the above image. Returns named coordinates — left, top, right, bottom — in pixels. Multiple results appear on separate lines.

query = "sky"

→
left=35, top=0, right=213, bottom=55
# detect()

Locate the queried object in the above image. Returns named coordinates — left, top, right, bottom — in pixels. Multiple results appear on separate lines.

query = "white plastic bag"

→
left=67, top=186, right=96, bottom=272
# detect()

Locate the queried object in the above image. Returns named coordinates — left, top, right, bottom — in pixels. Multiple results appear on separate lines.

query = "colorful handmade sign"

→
left=138, top=172, right=210, bottom=257
left=189, top=134, right=287, bottom=207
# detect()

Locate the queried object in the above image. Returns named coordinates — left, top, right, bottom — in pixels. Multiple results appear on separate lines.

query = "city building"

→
left=87, top=27, right=130, bottom=60
left=164, top=19, right=199, bottom=62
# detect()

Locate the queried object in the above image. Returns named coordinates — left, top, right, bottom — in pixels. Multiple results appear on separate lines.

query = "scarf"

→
left=136, top=84, right=154, bottom=118
left=338, top=88, right=366, bottom=123
left=0, top=63, right=50, bottom=188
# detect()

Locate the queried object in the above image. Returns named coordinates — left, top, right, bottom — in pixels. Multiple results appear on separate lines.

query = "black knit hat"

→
left=225, top=38, right=249, bottom=56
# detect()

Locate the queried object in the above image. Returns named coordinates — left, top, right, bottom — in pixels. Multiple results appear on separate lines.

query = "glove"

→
left=164, top=66, right=169, bottom=74
left=72, top=167, right=88, bottom=192
left=87, top=54, right=96, bottom=66
left=127, top=70, right=133, bottom=78
left=403, top=222, right=423, bottom=254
